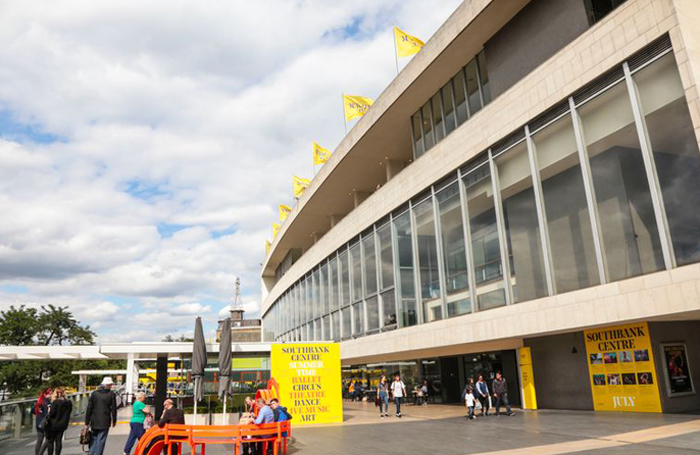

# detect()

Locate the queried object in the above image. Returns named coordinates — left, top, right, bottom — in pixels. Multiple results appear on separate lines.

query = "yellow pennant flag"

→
left=272, top=223, right=280, bottom=238
left=279, top=204, right=291, bottom=221
left=266, top=240, right=271, bottom=254
left=313, top=142, right=332, bottom=165
left=343, top=95, right=374, bottom=121
left=394, top=27, right=424, bottom=57
left=293, top=175, right=311, bottom=198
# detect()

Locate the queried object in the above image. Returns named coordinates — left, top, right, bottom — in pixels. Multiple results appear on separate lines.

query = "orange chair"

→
left=236, top=422, right=282, bottom=455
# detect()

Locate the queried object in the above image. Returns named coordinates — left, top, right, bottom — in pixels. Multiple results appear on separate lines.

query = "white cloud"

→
left=0, top=0, right=462, bottom=341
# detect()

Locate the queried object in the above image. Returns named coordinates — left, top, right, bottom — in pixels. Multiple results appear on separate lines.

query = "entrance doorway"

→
left=440, top=357, right=461, bottom=403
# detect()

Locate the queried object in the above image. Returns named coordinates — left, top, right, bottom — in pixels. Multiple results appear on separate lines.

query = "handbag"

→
left=80, top=426, right=93, bottom=452
left=143, top=413, right=154, bottom=430
left=374, top=395, right=381, bottom=407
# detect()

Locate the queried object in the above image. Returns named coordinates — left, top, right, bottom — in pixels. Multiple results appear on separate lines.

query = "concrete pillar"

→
left=385, top=159, right=403, bottom=181
left=353, top=190, right=370, bottom=208
left=125, top=353, right=138, bottom=405
left=329, top=214, right=343, bottom=228
left=154, top=355, right=168, bottom=421
left=78, top=374, right=87, bottom=393
left=13, top=404, right=21, bottom=439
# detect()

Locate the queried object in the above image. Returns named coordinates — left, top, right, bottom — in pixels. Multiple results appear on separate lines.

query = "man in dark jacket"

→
left=157, top=399, right=185, bottom=455
left=85, top=377, right=117, bottom=455
left=492, top=371, right=514, bottom=416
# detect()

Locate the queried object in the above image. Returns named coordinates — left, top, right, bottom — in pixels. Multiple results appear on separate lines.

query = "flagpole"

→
left=392, top=28, right=399, bottom=75
left=342, top=93, right=347, bottom=135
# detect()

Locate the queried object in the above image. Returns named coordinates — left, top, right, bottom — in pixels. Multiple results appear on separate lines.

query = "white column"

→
left=125, top=353, right=136, bottom=405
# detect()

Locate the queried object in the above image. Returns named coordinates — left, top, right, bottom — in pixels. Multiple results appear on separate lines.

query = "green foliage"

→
left=0, top=305, right=120, bottom=398
left=162, top=334, right=194, bottom=342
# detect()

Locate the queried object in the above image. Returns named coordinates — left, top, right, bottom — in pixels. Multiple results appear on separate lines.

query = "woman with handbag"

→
left=376, top=375, right=389, bottom=417
left=123, top=392, right=150, bottom=455
left=33, top=388, right=52, bottom=455
left=39, top=388, right=72, bottom=455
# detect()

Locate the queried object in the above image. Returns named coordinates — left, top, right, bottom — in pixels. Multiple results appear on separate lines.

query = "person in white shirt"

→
left=465, top=390, right=476, bottom=420
left=390, top=374, right=407, bottom=417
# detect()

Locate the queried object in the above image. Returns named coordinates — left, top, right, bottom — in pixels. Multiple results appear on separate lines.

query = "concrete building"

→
left=261, top=0, right=700, bottom=413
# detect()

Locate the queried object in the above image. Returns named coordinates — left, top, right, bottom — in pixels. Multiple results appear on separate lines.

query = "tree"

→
left=0, top=305, right=117, bottom=397
left=162, top=334, right=194, bottom=342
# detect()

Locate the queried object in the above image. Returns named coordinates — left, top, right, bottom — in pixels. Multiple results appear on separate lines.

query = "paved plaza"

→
left=3, top=402, right=700, bottom=455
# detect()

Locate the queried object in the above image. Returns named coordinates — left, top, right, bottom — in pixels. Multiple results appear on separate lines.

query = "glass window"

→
left=579, top=82, right=665, bottom=281
left=377, top=223, right=394, bottom=290
left=366, top=296, right=379, bottom=332
left=635, top=53, right=700, bottom=267
left=329, top=258, right=339, bottom=311
left=441, top=82, right=456, bottom=136
left=394, top=211, right=418, bottom=327
left=350, top=243, right=362, bottom=302
left=412, top=112, right=424, bottom=159
left=363, top=234, right=378, bottom=296
left=381, top=290, right=397, bottom=329
left=496, top=141, right=548, bottom=302
left=453, top=71, right=468, bottom=125
left=421, top=101, right=434, bottom=150
left=312, top=270, right=319, bottom=319
left=320, top=264, right=329, bottom=315
left=323, top=315, right=330, bottom=341
left=414, top=197, right=443, bottom=322
left=477, top=51, right=491, bottom=105
left=332, top=311, right=340, bottom=342
left=534, top=116, right=600, bottom=293
left=465, top=59, right=482, bottom=116
left=339, top=251, right=350, bottom=306
left=584, top=0, right=628, bottom=25
left=341, top=306, right=351, bottom=340
left=432, top=93, right=445, bottom=143
left=437, top=183, right=472, bottom=316
left=314, top=318, right=321, bottom=341
left=352, top=302, right=363, bottom=336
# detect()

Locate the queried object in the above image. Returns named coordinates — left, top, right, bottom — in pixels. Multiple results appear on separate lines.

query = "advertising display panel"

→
left=584, top=322, right=662, bottom=412
left=661, top=343, right=694, bottom=396
left=271, top=343, right=343, bottom=425
left=518, top=347, right=537, bottom=410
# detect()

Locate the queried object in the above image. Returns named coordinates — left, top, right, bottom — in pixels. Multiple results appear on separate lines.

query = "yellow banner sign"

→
left=271, top=343, right=342, bottom=425
left=584, top=322, right=661, bottom=412
left=518, top=347, right=537, bottom=410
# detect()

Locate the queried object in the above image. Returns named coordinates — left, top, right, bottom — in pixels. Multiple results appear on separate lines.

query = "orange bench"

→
left=134, top=421, right=292, bottom=455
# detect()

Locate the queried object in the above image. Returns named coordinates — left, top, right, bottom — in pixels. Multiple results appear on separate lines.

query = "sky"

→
left=0, top=0, right=463, bottom=342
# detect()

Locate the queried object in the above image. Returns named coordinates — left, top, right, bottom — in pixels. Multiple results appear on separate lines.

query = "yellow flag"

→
left=313, top=142, right=332, bottom=165
left=272, top=223, right=280, bottom=238
left=394, top=27, right=424, bottom=57
left=279, top=204, right=291, bottom=221
left=343, top=95, right=374, bottom=121
left=266, top=240, right=271, bottom=254
left=293, top=175, right=311, bottom=198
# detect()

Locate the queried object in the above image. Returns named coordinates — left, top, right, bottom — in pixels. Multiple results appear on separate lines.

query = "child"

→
left=465, top=388, right=476, bottom=420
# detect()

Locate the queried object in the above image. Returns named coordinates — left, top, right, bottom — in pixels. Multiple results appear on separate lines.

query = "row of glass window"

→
left=412, top=50, right=491, bottom=159
left=264, top=46, right=700, bottom=343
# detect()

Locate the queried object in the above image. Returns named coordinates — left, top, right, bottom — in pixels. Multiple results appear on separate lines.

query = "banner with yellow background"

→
left=271, top=343, right=342, bottom=425
left=584, top=322, right=661, bottom=412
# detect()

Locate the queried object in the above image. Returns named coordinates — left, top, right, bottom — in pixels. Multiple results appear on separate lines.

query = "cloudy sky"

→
left=0, top=0, right=462, bottom=342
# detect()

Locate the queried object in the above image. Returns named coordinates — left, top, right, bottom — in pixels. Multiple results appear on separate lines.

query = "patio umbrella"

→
left=218, top=317, right=232, bottom=424
left=192, top=317, right=207, bottom=422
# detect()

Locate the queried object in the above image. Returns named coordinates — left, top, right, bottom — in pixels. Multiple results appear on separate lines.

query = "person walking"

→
left=476, top=375, right=490, bottom=416
left=33, top=388, right=52, bottom=455
left=390, top=374, right=406, bottom=418
left=492, top=371, right=515, bottom=416
left=85, top=377, right=118, bottom=455
left=462, top=377, right=476, bottom=419
left=420, top=380, right=430, bottom=405
left=376, top=375, right=389, bottom=417
left=39, top=388, right=72, bottom=455
left=123, top=392, right=150, bottom=455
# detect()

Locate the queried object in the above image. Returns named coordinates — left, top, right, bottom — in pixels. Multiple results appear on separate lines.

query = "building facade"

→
left=217, top=308, right=263, bottom=343
left=261, top=0, right=700, bottom=412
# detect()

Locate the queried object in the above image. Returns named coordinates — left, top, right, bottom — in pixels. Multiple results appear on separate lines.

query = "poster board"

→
left=271, top=343, right=343, bottom=425
left=584, top=322, right=662, bottom=412
left=661, top=343, right=695, bottom=397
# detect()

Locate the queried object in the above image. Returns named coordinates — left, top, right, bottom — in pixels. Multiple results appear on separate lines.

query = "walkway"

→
left=3, top=402, right=700, bottom=454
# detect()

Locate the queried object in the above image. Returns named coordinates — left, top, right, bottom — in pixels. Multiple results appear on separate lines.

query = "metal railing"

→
left=0, top=391, right=92, bottom=442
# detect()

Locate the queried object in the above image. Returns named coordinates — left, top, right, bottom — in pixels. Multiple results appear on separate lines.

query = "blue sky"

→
left=0, top=0, right=462, bottom=341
